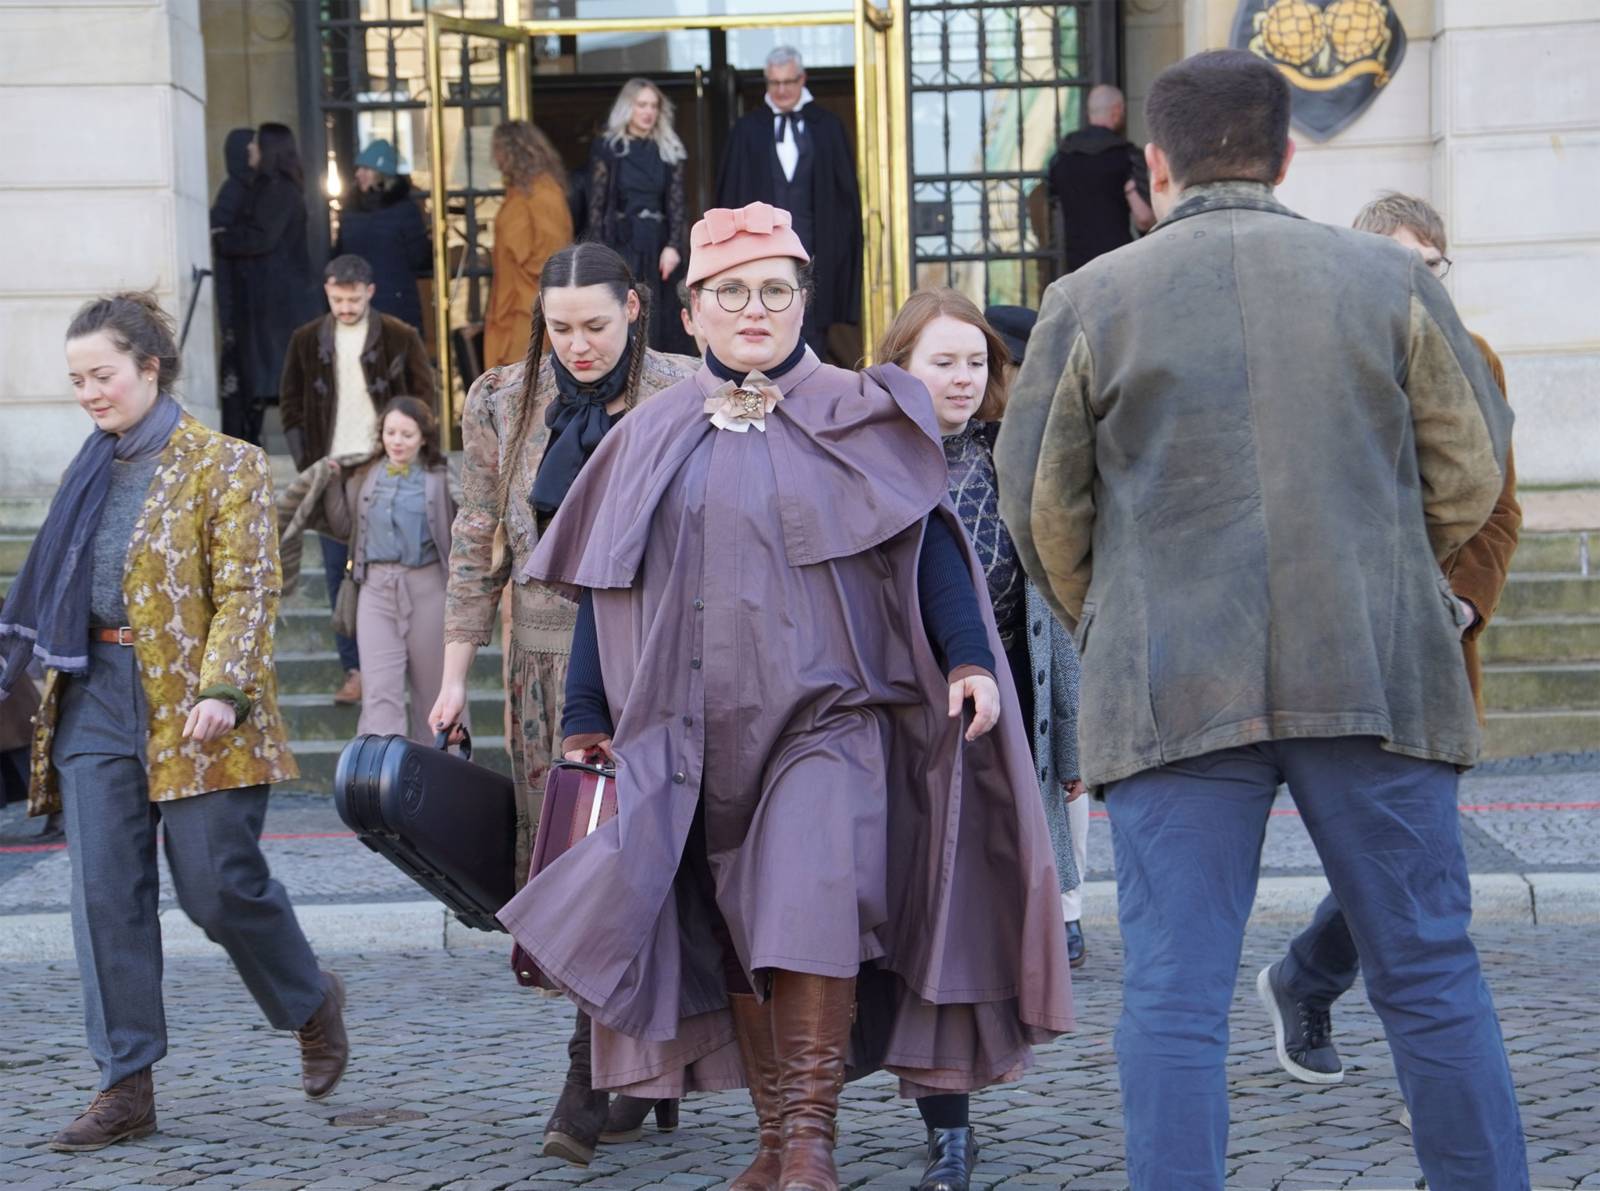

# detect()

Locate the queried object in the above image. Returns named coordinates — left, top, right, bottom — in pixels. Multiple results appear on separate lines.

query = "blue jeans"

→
left=1282, top=891, right=1361, bottom=1007
left=1105, top=737, right=1528, bottom=1191
left=321, top=535, right=360, bottom=673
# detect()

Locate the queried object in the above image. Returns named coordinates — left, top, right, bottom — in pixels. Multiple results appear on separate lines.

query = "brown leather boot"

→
left=49, top=1068, right=157, bottom=1152
left=332, top=669, right=362, bottom=705
left=727, top=992, right=784, bottom=1191
left=543, top=1009, right=610, bottom=1166
left=770, top=971, right=855, bottom=1191
left=599, top=1094, right=679, bottom=1143
left=296, top=971, right=350, bottom=1100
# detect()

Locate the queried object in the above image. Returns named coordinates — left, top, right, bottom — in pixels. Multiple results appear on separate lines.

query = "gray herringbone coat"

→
left=1023, top=580, right=1083, bottom=892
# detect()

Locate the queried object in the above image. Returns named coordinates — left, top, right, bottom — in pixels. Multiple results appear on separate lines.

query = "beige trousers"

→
left=356, top=562, right=451, bottom=744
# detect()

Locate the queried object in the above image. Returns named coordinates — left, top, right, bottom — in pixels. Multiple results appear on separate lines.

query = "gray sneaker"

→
left=1256, top=962, right=1344, bottom=1084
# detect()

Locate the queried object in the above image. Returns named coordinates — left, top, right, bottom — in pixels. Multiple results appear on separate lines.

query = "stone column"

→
left=0, top=0, right=216, bottom=527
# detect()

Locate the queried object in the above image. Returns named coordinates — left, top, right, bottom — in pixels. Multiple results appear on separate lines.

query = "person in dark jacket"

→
left=210, top=128, right=257, bottom=449
left=715, top=47, right=862, bottom=357
left=588, top=79, right=691, bottom=353
left=279, top=254, right=436, bottom=707
left=215, top=122, right=321, bottom=445
left=1046, top=85, right=1155, bottom=273
left=334, top=139, right=430, bottom=335
left=998, top=51, right=1525, bottom=1191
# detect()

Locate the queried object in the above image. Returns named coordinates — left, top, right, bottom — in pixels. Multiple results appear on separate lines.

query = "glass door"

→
left=424, top=13, right=531, bottom=443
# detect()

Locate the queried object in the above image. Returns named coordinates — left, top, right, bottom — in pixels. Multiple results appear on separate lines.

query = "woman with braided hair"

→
left=428, top=241, right=695, bottom=1165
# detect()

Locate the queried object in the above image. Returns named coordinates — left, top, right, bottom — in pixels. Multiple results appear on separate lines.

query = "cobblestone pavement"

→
left=2, top=766, right=1596, bottom=913
left=2, top=924, right=1596, bottom=1191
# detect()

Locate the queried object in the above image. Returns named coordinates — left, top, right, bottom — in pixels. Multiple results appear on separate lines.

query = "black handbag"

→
left=333, top=728, right=516, bottom=931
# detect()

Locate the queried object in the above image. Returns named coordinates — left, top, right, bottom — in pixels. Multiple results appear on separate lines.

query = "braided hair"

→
left=498, top=242, right=652, bottom=516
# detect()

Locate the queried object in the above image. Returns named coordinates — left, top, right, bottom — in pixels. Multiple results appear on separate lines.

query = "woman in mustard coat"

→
left=0, top=294, right=349, bottom=1154
left=483, top=120, right=574, bottom=370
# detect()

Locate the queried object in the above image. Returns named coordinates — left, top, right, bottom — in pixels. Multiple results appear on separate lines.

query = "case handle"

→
left=433, top=725, right=474, bottom=761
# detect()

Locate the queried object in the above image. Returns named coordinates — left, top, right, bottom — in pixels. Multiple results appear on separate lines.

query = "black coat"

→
left=334, top=176, right=431, bottom=334
left=210, top=129, right=256, bottom=406
left=715, top=103, right=861, bottom=329
left=215, top=173, right=321, bottom=400
left=1046, top=125, right=1150, bottom=273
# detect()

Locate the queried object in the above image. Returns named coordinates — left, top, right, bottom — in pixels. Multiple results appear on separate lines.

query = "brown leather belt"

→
left=91, top=627, right=135, bottom=646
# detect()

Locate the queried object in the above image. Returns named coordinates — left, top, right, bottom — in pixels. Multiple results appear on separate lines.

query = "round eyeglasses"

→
left=1427, top=255, right=1453, bottom=279
left=697, top=281, right=798, bottom=314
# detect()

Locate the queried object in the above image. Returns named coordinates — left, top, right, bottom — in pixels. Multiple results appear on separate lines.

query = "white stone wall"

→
left=1433, top=0, right=1600, bottom=486
left=1181, top=0, right=1600, bottom=487
left=0, top=0, right=215, bottom=526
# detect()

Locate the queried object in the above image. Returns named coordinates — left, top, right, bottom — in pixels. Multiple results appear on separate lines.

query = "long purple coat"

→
left=500, top=351, right=1073, bottom=1097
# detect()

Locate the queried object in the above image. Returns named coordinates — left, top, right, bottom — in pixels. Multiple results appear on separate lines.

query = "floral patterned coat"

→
left=444, top=349, right=698, bottom=655
left=29, top=416, right=298, bottom=814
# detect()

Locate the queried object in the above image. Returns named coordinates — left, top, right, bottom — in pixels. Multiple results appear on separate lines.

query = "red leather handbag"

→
left=511, top=760, right=618, bottom=987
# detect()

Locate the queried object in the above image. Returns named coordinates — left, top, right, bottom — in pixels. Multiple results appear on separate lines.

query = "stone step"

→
left=1478, top=617, right=1600, bottom=666
left=277, top=690, right=507, bottom=740
left=275, top=649, right=505, bottom=695
left=1509, top=530, right=1593, bottom=575
left=1483, top=709, right=1600, bottom=758
left=1481, top=662, right=1600, bottom=712
left=274, top=605, right=501, bottom=654
left=287, top=736, right=513, bottom=792
left=1495, top=574, right=1600, bottom=619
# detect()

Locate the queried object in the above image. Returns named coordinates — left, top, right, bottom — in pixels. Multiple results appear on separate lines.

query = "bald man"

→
left=1047, top=83, right=1155, bottom=272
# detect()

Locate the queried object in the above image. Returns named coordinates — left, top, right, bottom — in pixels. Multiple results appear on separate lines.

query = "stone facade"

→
left=0, top=0, right=1593, bottom=527
left=0, top=0, right=217, bottom=527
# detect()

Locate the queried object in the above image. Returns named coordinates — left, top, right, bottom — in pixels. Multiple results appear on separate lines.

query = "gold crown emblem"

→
left=1251, top=0, right=1394, bottom=91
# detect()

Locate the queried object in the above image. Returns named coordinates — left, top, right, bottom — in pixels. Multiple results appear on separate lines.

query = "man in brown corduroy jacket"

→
left=1257, top=191, right=1522, bottom=1092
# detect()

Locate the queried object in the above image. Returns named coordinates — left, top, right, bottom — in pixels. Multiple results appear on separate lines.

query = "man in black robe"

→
left=715, top=46, right=861, bottom=356
left=1047, top=84, right=1155, bottom=273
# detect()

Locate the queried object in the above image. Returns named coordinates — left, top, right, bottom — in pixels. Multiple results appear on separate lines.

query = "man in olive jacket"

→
left=996, top=51, right=1527, bottom=1191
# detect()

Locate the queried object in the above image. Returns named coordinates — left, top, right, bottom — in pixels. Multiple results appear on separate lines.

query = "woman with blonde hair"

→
left=874, top=287, right=1085, bottom=1191
left=587, top=78, right=690, bottom=351
left=484, top=120, right=574, bottom=370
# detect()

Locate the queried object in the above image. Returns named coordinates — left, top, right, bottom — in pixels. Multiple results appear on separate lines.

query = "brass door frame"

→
left=425, top=6, right=908, bottom=446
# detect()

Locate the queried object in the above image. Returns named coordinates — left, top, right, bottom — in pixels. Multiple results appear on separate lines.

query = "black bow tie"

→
left=776, top=112, right=800, bottom=142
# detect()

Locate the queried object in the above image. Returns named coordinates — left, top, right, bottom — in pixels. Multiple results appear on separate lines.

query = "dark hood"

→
left=224, top=128, right=255, bottom=181
left=1056, top=124, right=1132, bottom=156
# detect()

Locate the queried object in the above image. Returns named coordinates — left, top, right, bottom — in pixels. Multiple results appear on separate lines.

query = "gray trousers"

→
left=55, top=641, right=325, bottom=1089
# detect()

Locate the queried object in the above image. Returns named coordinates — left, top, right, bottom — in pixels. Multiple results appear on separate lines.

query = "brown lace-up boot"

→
left=542, top=1010, right=611, bottom=1166
left=770, top=971, right=855, bottom=1191
left=727, top=992, right=785, bottom=1191
left=49, top=1068, right=157, bottom=1152
left=296, top=971, right=350, bottom=1100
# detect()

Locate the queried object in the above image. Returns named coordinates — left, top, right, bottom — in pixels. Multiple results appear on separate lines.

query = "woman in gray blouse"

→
left=324, top=396, right=460, bottom=742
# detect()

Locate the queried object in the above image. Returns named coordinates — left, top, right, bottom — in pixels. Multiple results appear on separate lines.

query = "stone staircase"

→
left=1, top=521, right=1595, bottom=790
left=0, top=526, right=511, bottom=794
left=1478, top=529, right=1600, bottom=757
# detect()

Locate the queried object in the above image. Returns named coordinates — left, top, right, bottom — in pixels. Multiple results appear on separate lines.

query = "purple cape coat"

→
left=500, top=350, right=1074, bottom=1098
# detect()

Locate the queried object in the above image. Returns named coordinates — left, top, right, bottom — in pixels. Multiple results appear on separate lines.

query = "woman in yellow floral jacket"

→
left=0, top=294, right=349, bottom=1154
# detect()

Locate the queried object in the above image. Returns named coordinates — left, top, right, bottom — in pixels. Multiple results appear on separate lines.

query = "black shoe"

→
left=1066, top=920, right=1086, bottom=969
left=916, top=1126, right=977, bottom=1191
left=1256, top=962, right=1343, bottom=1084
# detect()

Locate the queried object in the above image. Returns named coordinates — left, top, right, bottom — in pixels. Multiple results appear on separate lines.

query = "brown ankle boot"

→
left=728, top=992, right=784, bottom=1191
left=770, top=971, right=855, bottom=1191
left=542, top=1009, right=610, bottom=1166
left=296, top=971, right=350, bottom=1100
left=49, top=1068, right=157, bottom=1152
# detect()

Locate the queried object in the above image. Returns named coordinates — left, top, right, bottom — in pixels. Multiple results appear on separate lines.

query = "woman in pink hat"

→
left=499, top=202, right=1074, bottom=1191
